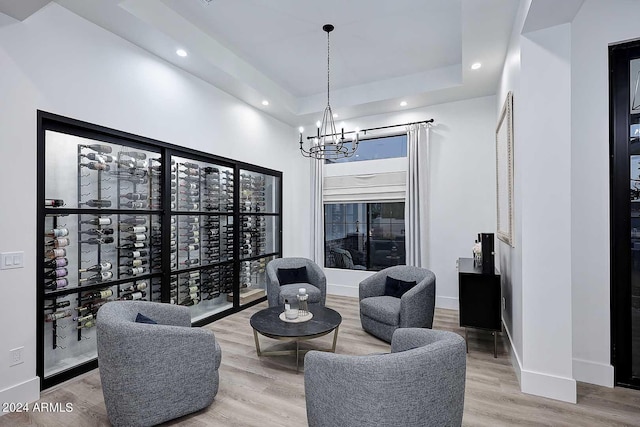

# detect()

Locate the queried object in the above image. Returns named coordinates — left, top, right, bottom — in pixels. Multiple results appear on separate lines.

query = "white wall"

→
left=494, top=0, right=640, bottom=400
left=0, top=3, right=310, bottom=404
left=570, top=0, right=640, bottom=387
left=519, top=23, right=575, bottom=403
left=496, top=0, right=527, bottom=381
left=324, top=95, right=497, bottom=310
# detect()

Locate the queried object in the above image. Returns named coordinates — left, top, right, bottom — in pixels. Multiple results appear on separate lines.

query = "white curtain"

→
left=311, top=157, right=324, bottom=265
left=405, top=123, right=430, bottom=267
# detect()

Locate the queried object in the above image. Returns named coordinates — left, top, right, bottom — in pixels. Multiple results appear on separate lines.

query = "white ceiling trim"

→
left=52, top=0, right=519, bottom=126
left=119, top=0, right=297, bottom=111
left=298, top=64, right=462, bottom=115
left=0, top=0, right=51, bottom=21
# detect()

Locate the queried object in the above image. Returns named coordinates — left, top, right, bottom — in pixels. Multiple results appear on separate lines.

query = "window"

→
left=325, top=134, right=407, bottom=164
left=324, top=202, right=405, bottom=271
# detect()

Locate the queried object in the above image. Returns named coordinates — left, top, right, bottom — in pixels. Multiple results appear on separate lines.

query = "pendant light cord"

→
left=327, top=29, right=330, bottom=107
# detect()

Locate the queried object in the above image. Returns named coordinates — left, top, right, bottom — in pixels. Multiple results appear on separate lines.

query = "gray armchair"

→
left=304, top=328, right=466, bottom=427
left=266, top=257, right=327, bottom=307
left=359, top=265, right=436, bottom=342
left=97, top=301, right=222, bottom=427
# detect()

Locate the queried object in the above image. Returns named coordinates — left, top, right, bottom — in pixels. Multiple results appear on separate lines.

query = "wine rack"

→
left=38, top=111, right=282, bottom=389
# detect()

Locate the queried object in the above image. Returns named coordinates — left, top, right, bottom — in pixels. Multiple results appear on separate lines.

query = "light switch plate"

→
left=1, top=252, right=24, bottom=269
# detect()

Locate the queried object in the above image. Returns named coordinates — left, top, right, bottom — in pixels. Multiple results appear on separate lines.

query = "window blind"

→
left=323, top=171, right=406, bottom=203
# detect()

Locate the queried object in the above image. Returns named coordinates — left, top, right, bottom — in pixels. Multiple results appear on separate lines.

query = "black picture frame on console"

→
left=37, top=110, right=283, bottom=389
left=480, top=233, right=495, bottom=275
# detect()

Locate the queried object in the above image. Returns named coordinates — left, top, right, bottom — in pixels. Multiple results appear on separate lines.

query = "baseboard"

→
left=435, top=296, right=458, bottom=310
left=0, top=377, right=40, bottom=414
left=327, top=283, right=358, bottom=298
left=521, top=369, right=577, bottom=403
left=573, top=358, right=614, bottom=387
left=502, top=320, right=523, bottom=385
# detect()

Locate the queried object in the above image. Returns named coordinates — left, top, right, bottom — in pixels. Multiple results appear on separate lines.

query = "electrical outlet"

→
left=10, top=347, right=24, bottom=366
left=502, top=297, right=506, bottom=310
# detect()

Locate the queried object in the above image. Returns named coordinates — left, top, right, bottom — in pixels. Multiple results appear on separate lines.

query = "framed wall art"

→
left=496, top=91, right=514, bottom=246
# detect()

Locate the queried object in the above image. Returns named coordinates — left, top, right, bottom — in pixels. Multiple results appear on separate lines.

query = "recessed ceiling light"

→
left=400, top=101, right=407, bottom=107
left=471, top=62, right=482, bottom=70
left=333, top=113, right=338, bottom=118
left=261, top=100, right=269, bottom=106
left=176, top=49, right=188, bottom=57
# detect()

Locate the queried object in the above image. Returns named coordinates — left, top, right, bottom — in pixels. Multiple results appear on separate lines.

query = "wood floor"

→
left=2, top=295, right=640, bottom=426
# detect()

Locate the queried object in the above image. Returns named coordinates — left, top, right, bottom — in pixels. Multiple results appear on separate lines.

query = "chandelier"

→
left=299, top=24, right=359, bottom=160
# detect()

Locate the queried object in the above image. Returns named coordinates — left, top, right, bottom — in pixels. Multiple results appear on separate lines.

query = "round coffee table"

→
left=250, top=305, right=342, bottom=372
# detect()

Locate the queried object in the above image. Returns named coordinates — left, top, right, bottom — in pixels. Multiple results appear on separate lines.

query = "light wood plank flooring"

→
left=2, top=295, right=639, bottom=426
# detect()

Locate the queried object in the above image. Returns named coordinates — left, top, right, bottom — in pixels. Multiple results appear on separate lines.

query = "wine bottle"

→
left=122, top=249, right=148, bottom=258
left=82, top=289, right=113, bottom=300
left=43, top=300, right=71, bottom=311
left=120, top=291, right=147, bottom=301
left=122, top=201, right=147, bottom=209
left=45, top=310, right=72, bottom=322
left=118, top=242, right=146, bottom=250
left=44, top=258, right=68, bottom=269
left=119, top=175, right=148, bottom=184
left=203, top=167, right=219, bottom=174
left=44, top=199, right=65, bottom=207
left=181, top=285, right=199, bottom=294
left=80, top=143, right=112, bottom=153
left=44, top=268, right=68, bottom=279
left=78, top=262, right=112, bottom=273
left=180, top=231, right=200, bottom=238
left=181, top=276, right=200, bottom=285
left=180, top=244, right=199, bottom=251
left=45, top=238, right=70, bottom=248
left=120, top=217, right=146, bottom=225
left=179, top=298, right=199, bottom=307
left=117, top=159, right=147, bottom=169
left=180, top=224, right=199, bottom=233
left=119, top=225, right=147, bottom=234
left=45, top=228, right=69, bottom=238
left=77, top=320, right=96, bottom=330
left=120, top=193, right=146, bottom=201
left=120, top=266, right=146, bottom=276
left=79, top=236, right=115, bottom=245
left=80, top=152, right=113, bottom=163
left=122, top=233, right=147, bottom=242
left=80, top=227, right=115, bottom=236
left=76, top=301, right=106, bottom=313
left=79, top=271, right=113, bottom=283
left=80, top=162, right=111, bottom=171
left=120, top=282, right=148, bottom=293
left=80, top=199, right=112, bottom=208
left=179, top=167, right=200, bottom=176
left=72, top=313, right=94, bottom=323
left=180, top=258, right=199, bottom=266
left=81, top=217, right=112, bottom=226
left=45, top=278, right=69, bottom=291
left=120, top=258, right=148, bottom=267
left=119, top=151, right=147, bottom=160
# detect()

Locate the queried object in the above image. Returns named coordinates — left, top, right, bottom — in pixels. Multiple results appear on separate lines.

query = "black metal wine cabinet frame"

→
left=37, top=110, right=283, bottom=389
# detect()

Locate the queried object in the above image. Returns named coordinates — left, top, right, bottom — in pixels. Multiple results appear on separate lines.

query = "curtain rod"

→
left=306, top=119, right=434, bottom=140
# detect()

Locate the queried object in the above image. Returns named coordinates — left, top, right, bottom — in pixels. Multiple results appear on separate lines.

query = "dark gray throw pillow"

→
left=277, top=266, right=309, bottom=285
left=384, top=276, right=417, bottom=298
left=135, top=312, right=157, bottom=324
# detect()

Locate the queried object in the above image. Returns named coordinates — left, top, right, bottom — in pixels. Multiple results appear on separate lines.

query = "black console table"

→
left=457, top=257, right=501, bottom=357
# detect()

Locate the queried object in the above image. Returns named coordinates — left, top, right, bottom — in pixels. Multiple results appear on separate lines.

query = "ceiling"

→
left=2, top=0, right=520, bottom=126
